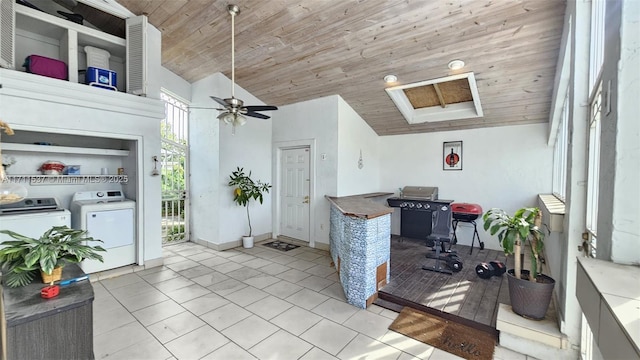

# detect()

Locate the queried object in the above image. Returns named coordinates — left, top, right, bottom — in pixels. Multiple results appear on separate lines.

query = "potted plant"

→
left=0, top=226, right=105, bottom=287
left=483, top=207, right=555, bottom=320
left=228, top=167, right=271, bottom=248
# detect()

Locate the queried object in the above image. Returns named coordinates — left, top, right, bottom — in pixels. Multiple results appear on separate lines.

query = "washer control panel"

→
left=72, top=191, right=126, bottom=202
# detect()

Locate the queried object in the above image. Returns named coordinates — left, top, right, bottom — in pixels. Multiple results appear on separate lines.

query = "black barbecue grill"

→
left=387, top=186, right=442, bottom=240
left=451, top=202, right=484, bottom=253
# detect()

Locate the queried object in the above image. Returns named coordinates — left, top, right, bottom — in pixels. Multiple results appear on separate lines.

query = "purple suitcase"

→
left=23, top=55, right=68, bottom=80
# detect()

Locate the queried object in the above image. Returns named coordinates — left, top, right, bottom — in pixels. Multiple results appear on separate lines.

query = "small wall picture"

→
left=443, top=141, right=462, bottom=170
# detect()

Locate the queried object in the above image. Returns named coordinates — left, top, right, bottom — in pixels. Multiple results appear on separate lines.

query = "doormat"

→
left=389, top=307, right=496, bottom=360
left=262, top=240, right=300, bottom=252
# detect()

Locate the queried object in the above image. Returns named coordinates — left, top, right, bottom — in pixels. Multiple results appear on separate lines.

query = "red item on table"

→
left=41, top=285, right=60, bottom=299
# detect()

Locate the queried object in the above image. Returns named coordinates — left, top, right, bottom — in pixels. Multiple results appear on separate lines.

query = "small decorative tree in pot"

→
left=0, top=226, right=105, bottom=287
left=483, top=207, right=555, bottom=320
left=228, top=167, right=271, bottom=248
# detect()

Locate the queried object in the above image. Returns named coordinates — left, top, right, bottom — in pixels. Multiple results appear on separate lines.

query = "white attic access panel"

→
left=0, top=0, right=15, bottom=69
left=385, top=72, right=483, bottom=124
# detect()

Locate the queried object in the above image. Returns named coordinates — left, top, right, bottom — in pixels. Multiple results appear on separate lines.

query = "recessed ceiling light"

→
left=448, top=60, right=465, bottom=70
left=384, top=75, right=398, bottom=83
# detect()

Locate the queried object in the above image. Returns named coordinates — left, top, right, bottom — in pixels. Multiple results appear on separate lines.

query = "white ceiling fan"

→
left=210, top=4, right=278, bottom=133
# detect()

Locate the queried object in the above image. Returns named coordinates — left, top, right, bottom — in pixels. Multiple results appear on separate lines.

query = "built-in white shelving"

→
left=15, top=4, right=126, bottom=59
left=1, top=143, right=129, bottom=156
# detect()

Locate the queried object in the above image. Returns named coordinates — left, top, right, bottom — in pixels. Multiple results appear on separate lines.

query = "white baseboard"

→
left=90, top=256, right=164, bottom=282
left=196, top=233, right=273, bottom=251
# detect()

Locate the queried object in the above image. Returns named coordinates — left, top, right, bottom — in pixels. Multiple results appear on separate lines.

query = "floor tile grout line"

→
left=97, top=243, right=368, bottom=360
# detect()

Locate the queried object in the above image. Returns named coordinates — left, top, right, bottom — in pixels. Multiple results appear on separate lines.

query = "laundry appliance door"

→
left=80, top=206, right=136, bottom=273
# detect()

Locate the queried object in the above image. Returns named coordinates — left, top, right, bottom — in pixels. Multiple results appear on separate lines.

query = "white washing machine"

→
left=0, top=198, right=71, bottom=243
left=71, top=190, right=136, bottom=273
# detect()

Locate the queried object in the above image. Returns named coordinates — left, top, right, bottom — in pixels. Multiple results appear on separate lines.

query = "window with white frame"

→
left=160, top=91, right=189, bottom=244
left=584, top=0, right=606, bottom=259
left=586, top=81, right=602, bottom=258
left=552, top=94, right=569, bottom=201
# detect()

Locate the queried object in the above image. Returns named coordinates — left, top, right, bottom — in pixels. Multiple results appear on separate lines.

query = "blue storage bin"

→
left=86, top=67, right=117, bottom=91
left=65, top=165, right=81, bottom=175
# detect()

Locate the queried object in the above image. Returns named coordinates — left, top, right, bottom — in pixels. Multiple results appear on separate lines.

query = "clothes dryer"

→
left=71, top=190, right=136, bottom=273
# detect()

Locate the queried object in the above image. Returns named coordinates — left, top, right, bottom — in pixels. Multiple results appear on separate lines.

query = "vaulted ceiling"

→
left=115, top=0, right=566, bottom=136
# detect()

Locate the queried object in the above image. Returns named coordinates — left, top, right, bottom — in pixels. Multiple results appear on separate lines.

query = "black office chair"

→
left=422, top=203, right=462, bottom=274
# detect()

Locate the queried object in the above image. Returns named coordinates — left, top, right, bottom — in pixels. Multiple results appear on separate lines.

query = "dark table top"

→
left=2, top=263, right=94, bottom=327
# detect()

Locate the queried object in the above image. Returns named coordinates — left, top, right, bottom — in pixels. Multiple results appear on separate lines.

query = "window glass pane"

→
left=161, top=92, right=189, bottom=145
left=586, top=82, right=602, bottom=257
left=589, top=0, right=606, bottom=92
left=552, top=95, right=569, bottom=201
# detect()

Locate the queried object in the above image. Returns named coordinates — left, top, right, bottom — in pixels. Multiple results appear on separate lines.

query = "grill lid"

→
left=451, top=203, right=483, bottom=215
left=401, top=186, right=438, bottom=200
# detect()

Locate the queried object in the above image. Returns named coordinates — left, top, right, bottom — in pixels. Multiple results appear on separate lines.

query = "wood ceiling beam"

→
left=432, top=84, right=447, bottom=108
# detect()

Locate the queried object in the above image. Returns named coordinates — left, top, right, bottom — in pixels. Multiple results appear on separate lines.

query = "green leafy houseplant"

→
left=0, top=226, right=105, bottom=287
left=228, top=167, right=272, bottom=237
left=482, top=207, right=545, bottom=281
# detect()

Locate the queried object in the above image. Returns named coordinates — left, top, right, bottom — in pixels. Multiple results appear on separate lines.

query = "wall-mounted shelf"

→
left=2, top=143, right=129, bottom=156
left=6, top=175, right=128, bottom=185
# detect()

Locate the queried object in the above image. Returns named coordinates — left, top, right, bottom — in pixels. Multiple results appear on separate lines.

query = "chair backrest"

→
left=430, top=203, right=452, bottom=237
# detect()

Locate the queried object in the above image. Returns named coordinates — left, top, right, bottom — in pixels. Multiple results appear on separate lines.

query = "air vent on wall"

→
left=385, top=72, right=483, bottom=124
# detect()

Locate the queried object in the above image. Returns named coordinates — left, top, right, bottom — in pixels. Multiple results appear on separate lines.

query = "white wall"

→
left=218, top=76, right=272, bottom=244
left=189, top=73, right=272, bottom=248
left=336, top=97, right=381, bottom=196
left=600, top=0, right=640, bottom=265
left=189, top=75, right=221, bottom=246
left=273, top=95, right=339, bottom=247
left=160, top=67, right=191, bottom=102
left=380, top=123, right=553, bottom=250
left=0, top=74, right=164, bottom=263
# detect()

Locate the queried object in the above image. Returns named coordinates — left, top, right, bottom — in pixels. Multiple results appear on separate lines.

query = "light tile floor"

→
left=93, top=241, right=531, bottom=360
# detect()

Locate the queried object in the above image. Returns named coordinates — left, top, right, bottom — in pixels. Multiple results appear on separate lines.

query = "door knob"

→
left=303, top=198, right=310, bottom=204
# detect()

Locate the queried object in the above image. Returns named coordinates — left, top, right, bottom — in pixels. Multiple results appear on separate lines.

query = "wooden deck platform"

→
left=377, top=235, right=508, bottom=335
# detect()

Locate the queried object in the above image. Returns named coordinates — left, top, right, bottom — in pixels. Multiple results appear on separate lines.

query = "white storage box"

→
left=84, top=46, right=111, bottom=69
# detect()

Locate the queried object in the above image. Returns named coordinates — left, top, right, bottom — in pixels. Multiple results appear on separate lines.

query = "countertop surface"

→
left=578, top=257, right=639, bottom=354
left=2, top=263, right=94, bottom=326
left=325, top=192, right=395, bottom=219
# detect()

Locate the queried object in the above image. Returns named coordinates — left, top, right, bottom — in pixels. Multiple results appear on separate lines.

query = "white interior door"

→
left=280, top=147, right=310, bottom=242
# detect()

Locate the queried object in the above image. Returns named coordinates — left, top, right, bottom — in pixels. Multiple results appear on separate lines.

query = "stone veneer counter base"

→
left=326, top=193, right=394, bottom=308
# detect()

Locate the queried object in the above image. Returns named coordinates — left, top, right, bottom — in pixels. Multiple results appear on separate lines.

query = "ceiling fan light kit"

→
left=211, top=4, right=278, bottom=134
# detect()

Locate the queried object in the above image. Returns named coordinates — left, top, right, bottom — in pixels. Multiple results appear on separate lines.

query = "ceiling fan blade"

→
left=210, top=96, right=229, bottom=107
left=188, top=106, right=226, bottom=110
left=244, top=111, right=271, bottom=120
left=244, top=105, right=278, bottom=111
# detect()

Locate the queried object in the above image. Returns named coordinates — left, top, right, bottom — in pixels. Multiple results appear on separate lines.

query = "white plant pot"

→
left=242, top=236, right=254, bottom=248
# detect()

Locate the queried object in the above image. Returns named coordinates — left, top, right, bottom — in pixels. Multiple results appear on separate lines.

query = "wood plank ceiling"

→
left=116, top=0, right=566, bottom=136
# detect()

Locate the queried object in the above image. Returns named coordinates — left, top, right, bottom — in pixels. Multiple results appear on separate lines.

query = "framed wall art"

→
left=443, top=141, right=462, bottom=170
